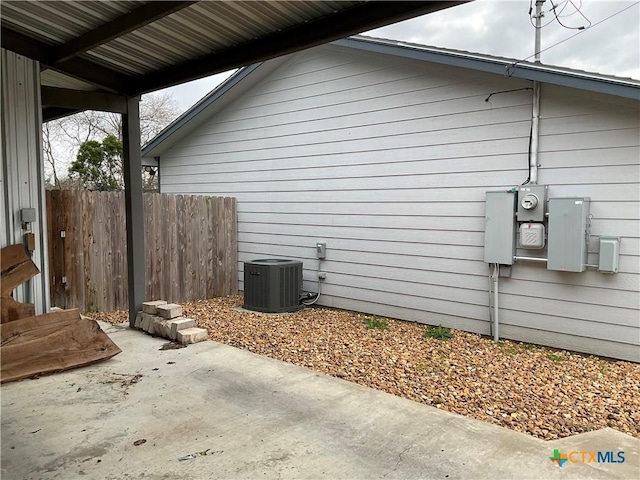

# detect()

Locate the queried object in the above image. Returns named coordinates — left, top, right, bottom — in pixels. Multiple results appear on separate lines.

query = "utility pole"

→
left=534, top=0, right=546, bottom=62
left=530, top=0, right=546, bottom=183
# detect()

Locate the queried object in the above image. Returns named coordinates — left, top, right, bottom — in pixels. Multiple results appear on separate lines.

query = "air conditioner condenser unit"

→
left=243, top=259, right=303, bottom=313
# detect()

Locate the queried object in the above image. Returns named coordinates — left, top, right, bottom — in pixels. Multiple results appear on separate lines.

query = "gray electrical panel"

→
left=484, top=192, right=516, bottom=265
left=517, top=185, right=548, bottom=222
left=598, top=237, right=620, bottom=273
left=547, top=198, right=590, bottom=272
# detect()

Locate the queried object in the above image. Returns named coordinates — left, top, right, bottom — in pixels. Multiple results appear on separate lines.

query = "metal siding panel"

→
left=1, top=49, right=49, bottom=312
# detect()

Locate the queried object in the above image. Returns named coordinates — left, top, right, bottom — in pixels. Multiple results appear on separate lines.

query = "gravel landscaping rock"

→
left=93, top=295, right=640, bottom=441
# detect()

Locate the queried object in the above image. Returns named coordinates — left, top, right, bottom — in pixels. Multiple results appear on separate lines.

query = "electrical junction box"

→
left=484, top=191, right=516, bottom=265
left=598, top=237, right=620, bottom=274
left=20, top=208, right=36, bottom=223
left=316, top=242, right=326, bottom=259
left=519, top=223, right=545, bottom=249
left=547, top=198, right=590, bottom=272
left=517, top=185, right=548, bottom=222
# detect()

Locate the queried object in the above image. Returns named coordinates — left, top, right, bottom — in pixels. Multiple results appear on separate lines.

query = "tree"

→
left=43, top=91, right=181, bottom=190
left=69, top=135, right=123, bottom=191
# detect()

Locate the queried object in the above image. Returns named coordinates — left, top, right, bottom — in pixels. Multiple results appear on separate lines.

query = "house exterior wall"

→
left=159, top=45, right=640, bottom=362
left=1, top=48, right=50, bottom=313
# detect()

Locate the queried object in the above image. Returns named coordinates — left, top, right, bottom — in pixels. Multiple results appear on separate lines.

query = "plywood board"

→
left=1, top=244, right=40, bottom=295
left=1, top=309, right=121, bottom=383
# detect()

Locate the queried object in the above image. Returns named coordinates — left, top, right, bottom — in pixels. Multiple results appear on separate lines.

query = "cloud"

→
left=367, top=0, right=640, bottom=78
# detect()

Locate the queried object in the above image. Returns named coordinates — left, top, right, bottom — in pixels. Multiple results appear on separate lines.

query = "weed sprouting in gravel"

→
left=423, top=325, right=453, bottom=340
left=363, top=315, right=387, bottom=330
left=547, top=353, right=564, bottom=362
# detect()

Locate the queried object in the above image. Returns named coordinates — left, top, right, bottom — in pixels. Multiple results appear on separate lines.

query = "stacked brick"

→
left=134, top=300, right=208, bottom=345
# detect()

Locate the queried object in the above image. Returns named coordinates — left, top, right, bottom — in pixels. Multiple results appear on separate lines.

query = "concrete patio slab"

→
left=1, top=323, right=638, bottom=480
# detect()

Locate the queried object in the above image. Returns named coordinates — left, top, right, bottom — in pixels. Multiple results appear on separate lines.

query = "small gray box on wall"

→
left=547, top=197, right=590, bottom=272
left=598, top=237, right=620, bottom=273
left=484, top=192, right=516, bottom=265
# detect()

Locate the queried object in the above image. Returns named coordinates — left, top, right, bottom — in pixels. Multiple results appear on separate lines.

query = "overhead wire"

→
left=507, top=1, right=639, bottom=76
left=551, top=0, right=591, bottom=30
left=529, top=0, right=560, bottom=29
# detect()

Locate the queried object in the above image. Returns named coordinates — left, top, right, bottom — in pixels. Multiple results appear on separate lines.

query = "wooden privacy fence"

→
left=46, top=190, right=237, bottom=312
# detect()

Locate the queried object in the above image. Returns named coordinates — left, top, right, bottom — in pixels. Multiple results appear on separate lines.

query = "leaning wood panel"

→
left=0, top=309, right=121, bottom=383
left=0, top=244, right=40, bottom=295
left=1, top=295, right=35, bottom=324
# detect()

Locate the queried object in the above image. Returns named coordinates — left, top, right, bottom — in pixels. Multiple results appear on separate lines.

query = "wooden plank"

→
left=0, top=244, right=40, bottom=295
left=205, top=196, right=215, bottom=298
left=168, top=194, right=179, bottom=303
left=143, top=193, right=153, bottom=302
left=0, top=309, right=121, bottom=384
left=196, top=195, right=207, bottom=299
left=153, top=193, right=164, bottom=301
left=63, top=190, right=83, bottom=310
left=224, top=197, right=238, bottom=295
left=1, top=295, right=35, bottom=324
left=160, top=194, right=169, bottom=301
left=214, top=197, right=224, bottom=296
left=182, top=194, right=193, bottom=302
left=113, top=192, right=127, bottom=311
left=50, top=190, right=67, bottom=308
left=171, top=195, right=188, bottom=302
left=83, top=190, right=97, bottom=312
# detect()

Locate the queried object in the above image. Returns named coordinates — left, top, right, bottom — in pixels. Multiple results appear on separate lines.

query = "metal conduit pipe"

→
left=514, top=255, right=548, bottom=263
left=491, top=264, right=500, bottom=342
left=530, top=81, right=541, bottom=184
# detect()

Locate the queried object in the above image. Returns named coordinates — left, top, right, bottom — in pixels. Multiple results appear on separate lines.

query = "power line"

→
left=551, top=0, right=591, bottom=30
left=507, top=1, right=639, bottom=76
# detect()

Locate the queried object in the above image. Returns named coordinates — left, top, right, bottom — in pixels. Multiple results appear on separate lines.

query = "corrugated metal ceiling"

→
left=1, top=0, right=466, bottom=119
left=2, top=1, right=362, bottom=76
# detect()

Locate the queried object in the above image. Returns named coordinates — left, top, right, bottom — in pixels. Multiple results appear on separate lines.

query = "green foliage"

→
left=363, top=315, right=387, bottom=330
left=547, top=353, right=563, bottom=362
left=69, top=134, right=123, bottom=191
left=423, top=325, right=453, bottom=340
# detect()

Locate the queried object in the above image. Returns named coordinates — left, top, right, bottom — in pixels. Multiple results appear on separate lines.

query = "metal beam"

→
left=130, top=1, right=467, bottom=94
left=1, top=26, right=133, bottom=94
left=41, top=87, right=127, bottom=113
left=1, top=22, right=50, bottom=60
left=53, top=2, right=195, bottom=63
left=42, top=107, right=82, bottom=122
left=122, top=97, right=146, bottom=326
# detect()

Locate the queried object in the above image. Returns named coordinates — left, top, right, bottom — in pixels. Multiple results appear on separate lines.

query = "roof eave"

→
left=333, top=37, right=640, bottom=100
left=142, top=64, right=260, bottom=159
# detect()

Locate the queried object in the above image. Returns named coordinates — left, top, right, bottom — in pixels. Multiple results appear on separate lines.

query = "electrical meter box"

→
left=517, top=185, right=548, bottom=222
left=484, top=192, right=516, bottom=265
left=547, top=197, right=590, bottom=272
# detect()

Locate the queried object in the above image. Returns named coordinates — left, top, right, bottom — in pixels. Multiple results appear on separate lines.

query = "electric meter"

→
left=520, top=193, right=539, bottom=210
left=517, top=185, right=547, bottom=222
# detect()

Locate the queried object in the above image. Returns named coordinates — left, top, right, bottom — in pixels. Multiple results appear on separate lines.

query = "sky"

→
left=161, top=0, right=640, bottom=113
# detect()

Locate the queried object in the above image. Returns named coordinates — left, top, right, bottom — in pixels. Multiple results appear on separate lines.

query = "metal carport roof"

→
left=1, top=0, right=466, bottom=120
left=0, top=0, right=468, bottom=325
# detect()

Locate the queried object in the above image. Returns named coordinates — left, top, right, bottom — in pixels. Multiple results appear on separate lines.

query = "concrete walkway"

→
left=1, top=323, right=638, bottom=480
